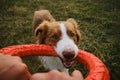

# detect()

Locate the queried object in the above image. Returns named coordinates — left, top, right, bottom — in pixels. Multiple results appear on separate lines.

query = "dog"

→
left=32, top=10, right=81, bottom=73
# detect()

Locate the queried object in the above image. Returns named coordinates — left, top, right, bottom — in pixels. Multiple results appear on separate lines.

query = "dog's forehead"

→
left=48, top=22, right=59, bottom=28
left=62, top=22, right=75, bottom=31
left=48, top=22, right=61, bottom=32
left=47, top=22, right=76, bottom=34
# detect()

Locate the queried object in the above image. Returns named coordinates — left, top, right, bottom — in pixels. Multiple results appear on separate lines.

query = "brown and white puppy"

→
left=32, top=10, right=81, bottom=73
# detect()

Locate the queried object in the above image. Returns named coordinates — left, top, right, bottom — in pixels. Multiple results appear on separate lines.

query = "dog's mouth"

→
left=63, top=60, right=74, bottom=68
left=59, top=57, right=74, bottom=68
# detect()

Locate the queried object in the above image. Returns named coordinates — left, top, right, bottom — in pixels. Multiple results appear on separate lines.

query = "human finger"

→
left=72, top=70, right=84, bottom=80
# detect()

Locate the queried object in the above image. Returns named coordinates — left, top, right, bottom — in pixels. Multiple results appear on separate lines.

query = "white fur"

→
left=39, top=56, right=68, bottom=72
left=55, top=23, right=78, bottom=59
left=38, top=23, right=78, bottom=73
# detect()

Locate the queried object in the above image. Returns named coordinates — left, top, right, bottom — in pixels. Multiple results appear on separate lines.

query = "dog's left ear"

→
left=67, top=18, right=78, bottom=28
left=67, top=18, right=81, bottom=42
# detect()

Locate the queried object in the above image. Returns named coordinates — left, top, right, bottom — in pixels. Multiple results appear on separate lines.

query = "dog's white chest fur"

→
left=39, top=56, right=68, bottom=73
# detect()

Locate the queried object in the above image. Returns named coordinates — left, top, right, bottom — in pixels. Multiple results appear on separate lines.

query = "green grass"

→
left=0, top=0, right=120, bottom=80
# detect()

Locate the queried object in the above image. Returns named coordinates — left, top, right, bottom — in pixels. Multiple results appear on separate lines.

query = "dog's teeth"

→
left=63, top=61, right=74, bottom=68
left=63, top=62, right=71, bottom=68
left=59, top=57, right=74, bottom=68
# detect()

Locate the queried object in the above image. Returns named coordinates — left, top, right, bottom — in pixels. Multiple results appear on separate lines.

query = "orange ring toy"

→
left=0, top=44, right=110, bottom=80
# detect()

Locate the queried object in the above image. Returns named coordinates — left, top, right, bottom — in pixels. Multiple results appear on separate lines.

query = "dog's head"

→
left=33, top=11, right=81, bottom=68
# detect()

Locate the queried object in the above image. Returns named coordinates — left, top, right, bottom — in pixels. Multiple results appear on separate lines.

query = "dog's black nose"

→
left=62, top=50, right=75, bottom=60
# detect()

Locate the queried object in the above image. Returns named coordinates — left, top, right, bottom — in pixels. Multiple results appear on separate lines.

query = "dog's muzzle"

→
left=60, top=49, right=76, bottom=68
left=63, top=49, right=75, bottom=60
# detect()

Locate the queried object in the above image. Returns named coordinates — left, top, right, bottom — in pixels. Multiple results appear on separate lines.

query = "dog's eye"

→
left=51, top=34, right=58, bottom=40
left=70, top=32, right=75, bottom=37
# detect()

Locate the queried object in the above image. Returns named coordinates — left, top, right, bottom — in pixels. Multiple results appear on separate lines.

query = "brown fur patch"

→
left=32, top=10, right=55, bottom=32
left=35, top=21, right=62, bottom=46
left=33, top=10, right=81, bottom=46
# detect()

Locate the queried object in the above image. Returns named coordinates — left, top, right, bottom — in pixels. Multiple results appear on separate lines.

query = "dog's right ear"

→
left=32, top=10, right=55, bottom=32
left=32, top=11, right=43, bottom=32
left=35, top=21, right=49, bottom=44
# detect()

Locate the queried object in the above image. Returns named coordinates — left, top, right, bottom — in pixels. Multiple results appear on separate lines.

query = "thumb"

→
left=72, top=70, right=84, bottom=80
left=30, top=73, right=48, bottom=80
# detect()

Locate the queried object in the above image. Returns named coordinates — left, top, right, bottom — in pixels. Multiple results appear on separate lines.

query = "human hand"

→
left=0, top=54, right=84, bottom=80
left=0, top=54, right=31, bottom=80
left=30, top=70, right=84, bottom=80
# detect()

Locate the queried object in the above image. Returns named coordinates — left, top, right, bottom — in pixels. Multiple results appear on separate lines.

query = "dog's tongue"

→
left=63, top=61, right=74, bottom=68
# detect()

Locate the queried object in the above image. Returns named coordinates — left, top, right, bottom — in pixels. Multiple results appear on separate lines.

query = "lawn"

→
left=0, top=0, right=120, bottom=80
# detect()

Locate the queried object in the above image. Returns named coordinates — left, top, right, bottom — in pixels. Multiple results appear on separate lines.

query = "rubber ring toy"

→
left=0, top=44, right=110, bottom=80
